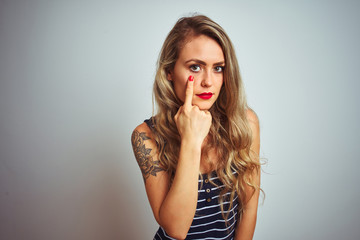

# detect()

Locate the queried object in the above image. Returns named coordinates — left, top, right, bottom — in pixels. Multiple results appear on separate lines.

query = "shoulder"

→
left=246, top=108, right=259, bottom=132
left=246, top=108, right=259, bottom=125
left=132, top=121, right=152, bottom=137
left=131, top=121, right=157, bottom=150
left=132, top=117, right=156, bottom=137
left=246, top=108, right=260, bottom=148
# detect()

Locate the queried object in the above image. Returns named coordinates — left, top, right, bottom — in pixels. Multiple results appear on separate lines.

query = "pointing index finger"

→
left=184, top=75, right=194, bottom=107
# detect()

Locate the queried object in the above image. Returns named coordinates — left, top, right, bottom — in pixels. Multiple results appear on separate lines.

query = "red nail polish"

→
left=189, top=75, right=194, bottom=81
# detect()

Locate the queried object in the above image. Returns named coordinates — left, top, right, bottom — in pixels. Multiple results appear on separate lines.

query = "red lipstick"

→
left=196, top=92, right=213, bottom=99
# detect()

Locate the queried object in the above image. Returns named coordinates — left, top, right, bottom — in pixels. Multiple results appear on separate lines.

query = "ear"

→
left=167, top=71, right=173, bottom=81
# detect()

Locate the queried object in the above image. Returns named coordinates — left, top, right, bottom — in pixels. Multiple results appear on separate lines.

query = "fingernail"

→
left=189, top=75, right=194, bottom=81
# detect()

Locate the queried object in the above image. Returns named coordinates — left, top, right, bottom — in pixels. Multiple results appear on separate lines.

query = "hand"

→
left=174, top=75, right=212, bottom=146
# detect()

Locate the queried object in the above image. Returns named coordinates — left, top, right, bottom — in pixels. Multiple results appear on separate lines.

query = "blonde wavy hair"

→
left=152, top=14, right=260, bottom=223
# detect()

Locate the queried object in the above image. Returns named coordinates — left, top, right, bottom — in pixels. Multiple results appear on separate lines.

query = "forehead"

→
left=178, top=35, right=224, bottom=63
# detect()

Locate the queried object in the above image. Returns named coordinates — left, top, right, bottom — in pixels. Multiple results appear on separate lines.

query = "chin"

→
left=194, top=103, right=213, bottom=111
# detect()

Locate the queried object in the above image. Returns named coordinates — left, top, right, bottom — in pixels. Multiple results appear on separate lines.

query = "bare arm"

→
left=131, top=76, right=211, bottom=239
left=235, top=110, right=261, bottom=240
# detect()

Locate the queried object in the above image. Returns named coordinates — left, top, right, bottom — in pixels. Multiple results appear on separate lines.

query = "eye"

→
left=214, top=66, right=224, bottom=73
left=189, top=64, right=201, bottom=72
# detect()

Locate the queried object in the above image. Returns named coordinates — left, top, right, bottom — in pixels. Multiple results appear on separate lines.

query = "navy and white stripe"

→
left=153, top=172, right=239, bottom=240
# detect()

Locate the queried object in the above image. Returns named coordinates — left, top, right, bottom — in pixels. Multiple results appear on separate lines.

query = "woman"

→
left=131, top=15, right=261, bottom=240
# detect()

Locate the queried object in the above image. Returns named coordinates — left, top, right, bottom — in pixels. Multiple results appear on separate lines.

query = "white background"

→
left=1, top=0, right=359, bottom=239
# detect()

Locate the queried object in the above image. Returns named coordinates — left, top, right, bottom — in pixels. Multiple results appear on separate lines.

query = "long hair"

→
left=152, top=14, right=260, bottom=223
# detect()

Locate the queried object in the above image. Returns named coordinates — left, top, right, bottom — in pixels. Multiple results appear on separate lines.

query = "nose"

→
left=200, top=70, right=213, bottom=88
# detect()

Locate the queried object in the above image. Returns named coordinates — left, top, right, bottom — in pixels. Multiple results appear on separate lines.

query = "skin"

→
left=131, top=34, right=260, bottom=240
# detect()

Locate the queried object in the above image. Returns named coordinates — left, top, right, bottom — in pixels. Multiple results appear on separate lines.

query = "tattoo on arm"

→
left=131, top=130, right=164, bottom=183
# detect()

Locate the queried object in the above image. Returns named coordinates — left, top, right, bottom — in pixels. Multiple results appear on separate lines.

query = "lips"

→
left=196, top=92, right=213, bottom=100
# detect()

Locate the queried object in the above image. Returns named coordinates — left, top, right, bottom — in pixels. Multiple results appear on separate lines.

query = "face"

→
left=168, top=34, right=225, bottom=110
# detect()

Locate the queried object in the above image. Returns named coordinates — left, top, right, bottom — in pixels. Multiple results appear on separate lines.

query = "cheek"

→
left=216, top=76, right=224, bottom=90
left=220, top=79, right=224, bottom=88
left=173, top=79, right=187, bottom=101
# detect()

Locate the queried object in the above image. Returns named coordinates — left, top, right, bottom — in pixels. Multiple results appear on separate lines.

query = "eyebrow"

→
left=185, top=58, right=225, bottom=66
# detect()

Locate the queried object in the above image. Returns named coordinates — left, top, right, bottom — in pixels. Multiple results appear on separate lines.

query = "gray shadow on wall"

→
left=0, top=127, right=156, bottom=240
left=71, top=128, right=157, bottom=240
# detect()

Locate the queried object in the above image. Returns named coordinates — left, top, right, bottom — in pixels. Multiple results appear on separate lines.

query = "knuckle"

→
left=183, top=107, right=190, bottom=115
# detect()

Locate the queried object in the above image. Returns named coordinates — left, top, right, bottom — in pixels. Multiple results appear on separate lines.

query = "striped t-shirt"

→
left=153, top=171, right=239, bottom=240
